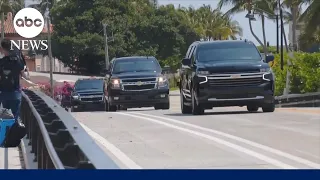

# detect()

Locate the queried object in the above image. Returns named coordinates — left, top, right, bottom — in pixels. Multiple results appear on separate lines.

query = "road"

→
left=72, top=95, right=320, bottom=169
left=29, top=72, right=320, bottom=169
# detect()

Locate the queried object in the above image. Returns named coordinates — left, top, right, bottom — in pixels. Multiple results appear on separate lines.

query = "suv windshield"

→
left=74, top=79, right=103, bottom=91
left=113, top=58, right=161, bottom=74
left=197, top=42, right=262, bottom=62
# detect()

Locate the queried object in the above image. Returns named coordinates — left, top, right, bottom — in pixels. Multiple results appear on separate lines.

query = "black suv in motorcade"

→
left=71, top=78, right=106, bottom=112
left=179, top=40, right=275, bottom=115
left=104, top=56, right=170, bottom=111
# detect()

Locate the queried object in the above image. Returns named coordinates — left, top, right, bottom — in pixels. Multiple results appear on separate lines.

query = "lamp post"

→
left=251, top=7, right=279, bottom=54
left=103, top=23, right=109, bottom=69
left=102, top=22, right=114, bottom=70
left=45, top=6, right=54, bottom=98
left=245, top=12, right=267, bottom=59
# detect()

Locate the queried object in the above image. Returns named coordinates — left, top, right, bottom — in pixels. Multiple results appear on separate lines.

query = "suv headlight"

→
left=260, top=68, right=271, bottom=73
left=158, top=76, right=168, bottom=87
left=72, top=94, right=79, bottom=99
left=261, top=68, right=273, bottom=81
left=111, top=78, right=120, bottom=88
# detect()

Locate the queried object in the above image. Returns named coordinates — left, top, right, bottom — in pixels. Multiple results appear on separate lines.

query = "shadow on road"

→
left=164, top=110, right=261, bottom=116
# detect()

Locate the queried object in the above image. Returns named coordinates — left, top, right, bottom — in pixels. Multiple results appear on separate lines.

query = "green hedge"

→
left=272, top=52, right=320, bottom=96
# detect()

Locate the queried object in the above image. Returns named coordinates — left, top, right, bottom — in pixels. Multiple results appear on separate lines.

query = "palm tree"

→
left=298, top=0, right=320, bottom=51
left=299, top=0, right=320, bottom=34
left=218, top=0, right=276, bottom=55
left=181, top=5, right=242, bottom=41
left=282, top=0, right=305, bottom=50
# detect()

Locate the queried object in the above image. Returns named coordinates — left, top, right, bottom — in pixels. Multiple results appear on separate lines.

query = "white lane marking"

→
left=131, top=112, right=320, bottom=169
left=116, top=112, right=294, bottom=169
left=79, top=122, right=142, bottom=169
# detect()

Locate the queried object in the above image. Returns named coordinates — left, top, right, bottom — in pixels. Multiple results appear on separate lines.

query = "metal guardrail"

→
left=275, top=92, right=320, bottom=107
left=20, top=89, right=119, bottom=169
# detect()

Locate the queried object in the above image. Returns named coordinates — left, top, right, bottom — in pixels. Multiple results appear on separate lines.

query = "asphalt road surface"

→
left=72, top=95, right=320, bottom=169
left=30, top=72, right=320, bottom=169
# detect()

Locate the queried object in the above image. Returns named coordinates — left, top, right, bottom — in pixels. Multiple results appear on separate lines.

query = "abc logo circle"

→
left=13, top=8, right=44, bottom=38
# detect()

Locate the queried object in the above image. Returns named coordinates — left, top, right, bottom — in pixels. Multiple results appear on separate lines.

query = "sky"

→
left=158, top=0, right=290, bottom=46
left=24, top=0, right=40, bottom=7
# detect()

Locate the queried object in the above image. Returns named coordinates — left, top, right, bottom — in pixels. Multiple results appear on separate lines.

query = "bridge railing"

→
left=20, top=89, right=119, bottom=169
left=275, top=92, right=320, bottom=107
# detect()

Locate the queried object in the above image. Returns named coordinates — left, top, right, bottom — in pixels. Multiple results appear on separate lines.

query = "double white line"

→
left=80, top=111, right=320, bottom=169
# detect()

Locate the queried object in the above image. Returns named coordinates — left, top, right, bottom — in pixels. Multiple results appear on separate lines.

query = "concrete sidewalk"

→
left=0, top=147, right=22, bottom=169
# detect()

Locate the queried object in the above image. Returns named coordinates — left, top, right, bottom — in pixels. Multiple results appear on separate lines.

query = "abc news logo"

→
left=12, top=8, right=48, bottom=51
left=15, top=16, right=42, bottom=28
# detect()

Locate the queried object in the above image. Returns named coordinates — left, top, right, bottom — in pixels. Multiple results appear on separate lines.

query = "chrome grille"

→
left=121, top=77, right=157, bottom=91
left=210, top=70, right=260, bottom=74
left=122, top=78, right=156, bottom=83
left=207, top=73, right=264, bottom=87
left=81, top=97, right=103, bottom=101
left=123, top=84, right=156, bottom=91
left=79, top=93, right=104, bottom=101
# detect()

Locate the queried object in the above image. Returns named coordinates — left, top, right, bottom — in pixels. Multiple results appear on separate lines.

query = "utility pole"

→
left=1, top=12, right=4, bottom=40
left=278, top=0, right=291, bottom=95
left=46, top=1, right=54, bottom=98
left=276, top=14, right=279, bottom=53
left=103, top=23, right=109, bottom=69
left=279, top=0, right=283, bottom=70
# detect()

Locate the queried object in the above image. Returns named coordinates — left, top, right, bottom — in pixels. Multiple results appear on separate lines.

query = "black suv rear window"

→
left=197, top=42, right=262, bottom=62
left=74, top=79, right=103, bottom=91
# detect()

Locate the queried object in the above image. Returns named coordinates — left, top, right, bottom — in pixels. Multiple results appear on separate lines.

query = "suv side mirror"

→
left=182, top=58, right=191, bottom=66
left=265, top=54, right=274, bottom=63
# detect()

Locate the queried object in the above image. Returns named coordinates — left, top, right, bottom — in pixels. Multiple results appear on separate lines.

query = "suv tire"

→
left=262, top=103, right=275, bottom=112
left=107, top=97, right=117, bottom=112
left=191, top=89, right=204, bottom=115
left=247, top=106, right=259, bottom=112
left=180, top=89, right=192, bottom=114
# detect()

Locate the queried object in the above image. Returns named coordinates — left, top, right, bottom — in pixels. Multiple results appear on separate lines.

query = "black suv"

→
left=179, top=40, right=275, bottom=115
left=104, top=56, right=170, bottom=111
left=71, top=78, right=106, bottom=112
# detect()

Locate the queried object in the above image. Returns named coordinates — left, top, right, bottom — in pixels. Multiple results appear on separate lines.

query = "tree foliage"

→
left=49, top=0, right=242, bottom=74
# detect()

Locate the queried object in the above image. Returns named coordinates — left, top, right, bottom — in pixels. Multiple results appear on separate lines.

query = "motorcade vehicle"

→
left=179, top=40, right=275, bottom=115
left=104, top=56, right=170, bottom=111
left=71, top=78, right=106, bottom=112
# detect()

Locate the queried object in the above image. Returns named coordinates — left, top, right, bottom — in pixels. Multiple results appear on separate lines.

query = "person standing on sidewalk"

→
left=0, top=39, right=29, bottom=120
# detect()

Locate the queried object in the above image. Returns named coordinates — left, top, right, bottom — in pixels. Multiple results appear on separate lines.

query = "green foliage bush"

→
left=257, top=46, right=278, bottom=54
left=272, top=52, right=320, bottom=96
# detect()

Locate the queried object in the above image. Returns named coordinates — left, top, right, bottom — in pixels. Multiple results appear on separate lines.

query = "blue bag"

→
left=0, top=108, right=26, bottom=148
left=0, top=119, right=15, bottom=147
